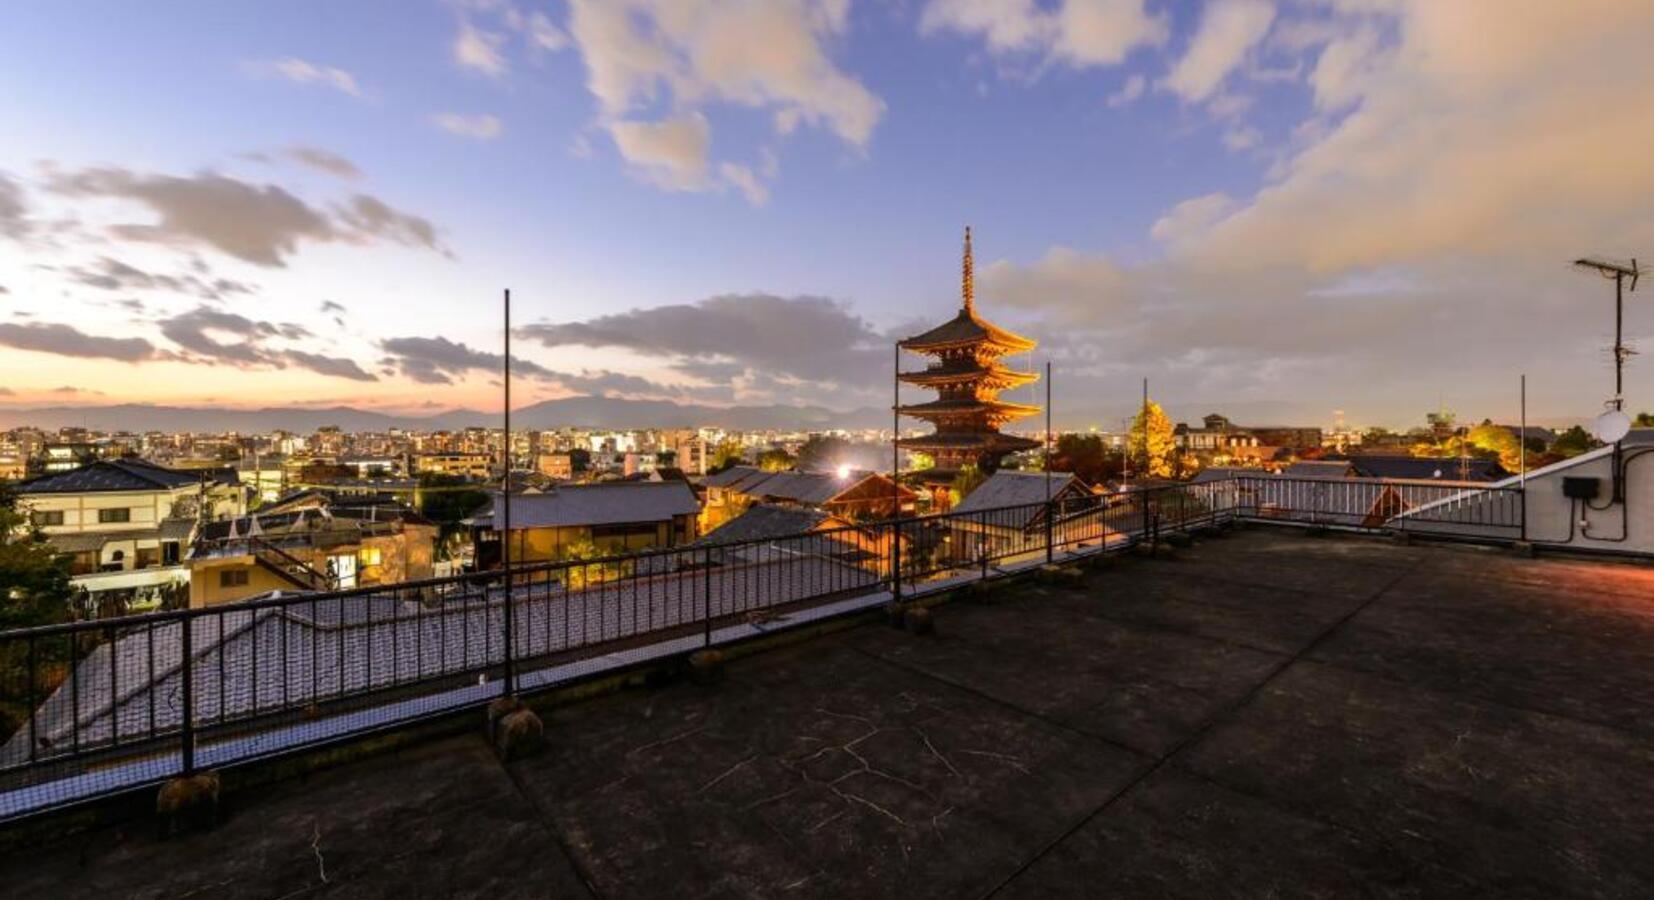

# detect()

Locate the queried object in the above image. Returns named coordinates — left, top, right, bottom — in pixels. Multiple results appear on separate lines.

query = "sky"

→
left=1, top=0, right=1652, bottom=430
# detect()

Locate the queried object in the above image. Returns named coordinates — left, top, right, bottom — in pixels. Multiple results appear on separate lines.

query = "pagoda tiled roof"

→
left=898, top=308, right=1036, bottom=353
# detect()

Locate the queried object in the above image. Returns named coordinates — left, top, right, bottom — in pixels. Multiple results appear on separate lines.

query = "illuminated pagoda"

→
left=897, top=228, right=1041, bottom=477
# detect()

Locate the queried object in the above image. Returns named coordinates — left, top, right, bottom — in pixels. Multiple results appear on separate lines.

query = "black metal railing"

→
left=0, top=475, right=1523, bottom=822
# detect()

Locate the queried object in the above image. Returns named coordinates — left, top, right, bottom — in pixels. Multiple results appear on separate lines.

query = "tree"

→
left=950, top=465, right=987, bottom=506
left=567, top=447, right=591, bottom=473
left=1049, top=434, right=1120, bottom=485
left=756, top=447, right=795, bottom=472
left=1128, top=400, right=1177, bottom=479
left=1551, top=425, right=1597, bottom=459
left=795, top=436, right=851, bottom=473
left=0, top=481, right=74, bottom=631
left=708, top=441, right=746, bottom=474
left=0, top=481, right=76, bottom=739
left=655, top=449, right=677, bottom=467
left=1465, top=423, right=1524, bottom=471
left=416, top=474, right=490, bottom=560
left=1635, top=412, right=1654, bottom=427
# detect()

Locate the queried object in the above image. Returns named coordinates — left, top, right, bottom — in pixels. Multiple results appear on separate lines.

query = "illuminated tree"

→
left=1465, top=424, right=1523, bottom=471
left=1129, top=400, right=1177, bottom=479
left=1635, top=412, right=1654, bottom=427
left=708, top=441, right=746, bottom=473
left=756, top=448, right=795, bottom=472
left=950, top=465, right=987, bottom=505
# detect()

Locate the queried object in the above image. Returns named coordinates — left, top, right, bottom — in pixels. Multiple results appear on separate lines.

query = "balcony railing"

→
left=0, top=476, right=1526, bottom=823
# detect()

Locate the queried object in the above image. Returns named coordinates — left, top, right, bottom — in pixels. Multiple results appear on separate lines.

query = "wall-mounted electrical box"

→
left=1562, top=476, right=1601, bottom=500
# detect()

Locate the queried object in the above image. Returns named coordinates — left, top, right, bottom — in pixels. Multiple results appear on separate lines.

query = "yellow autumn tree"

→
left=1129, top=400, right=1177, bottom=479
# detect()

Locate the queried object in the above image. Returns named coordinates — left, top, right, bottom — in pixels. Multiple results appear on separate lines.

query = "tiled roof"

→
left=898, top=308, right=1036, bottom=353
left=15, top=459, right=210, bottom=495
left=476, top=481, right=700, bottom=529
left=699, top=504, right=831, bottom=545
left=950, top=470, right=1087, bottom=530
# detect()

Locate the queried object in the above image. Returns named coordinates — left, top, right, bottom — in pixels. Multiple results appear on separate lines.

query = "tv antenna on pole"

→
left=1572, top=256, right=1640, bottom=412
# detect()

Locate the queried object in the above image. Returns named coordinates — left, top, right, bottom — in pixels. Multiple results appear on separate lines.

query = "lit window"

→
left=359, top=547, right=383, bottom=567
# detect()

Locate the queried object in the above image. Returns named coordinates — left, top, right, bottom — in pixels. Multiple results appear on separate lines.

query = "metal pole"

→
left=891, top=343, right=902, bottom=603
left=1520, top=373, right=1528, bottom=541
left=501, top=288, right=515, bottom=695
left=180, top=613, right=195, bottom=775
left=1615, top=272, right=1625, bottom=407
left=1045, top=360, right=1053, bottom=564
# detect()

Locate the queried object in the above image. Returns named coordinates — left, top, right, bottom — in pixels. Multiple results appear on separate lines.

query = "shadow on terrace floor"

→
left=4, top=526, right=1654, bottom=899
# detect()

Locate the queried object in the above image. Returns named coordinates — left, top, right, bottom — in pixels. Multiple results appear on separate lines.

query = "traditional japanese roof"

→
left=474, top=481, right=700, bottom=529
left=898, top=228, right=1036, bottom=354
left=898, top=361, right=1038, bottom=390
left=895, top=397, right=1043, bottom=420
left=898, top=309, right=1036, bottom=354
left=895, top=432, right=1041, bottom=452
left=698, top=504, right=833, bottom=544
left=15, top=459, right=211, bottom=495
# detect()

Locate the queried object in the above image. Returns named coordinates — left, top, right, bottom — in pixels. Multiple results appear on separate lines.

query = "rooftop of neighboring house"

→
left=950, top=469, right=1087, bottom=515
left=14, top=458, right=230, bottom=495
left=698, top=503, right=833, bottom=545
left=703, top=466, right=909, bottom=506
left=471, top=480, right=701, bottom=529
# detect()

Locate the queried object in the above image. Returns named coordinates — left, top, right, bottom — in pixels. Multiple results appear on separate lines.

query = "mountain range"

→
left=0, top=396, right=891, bottom=433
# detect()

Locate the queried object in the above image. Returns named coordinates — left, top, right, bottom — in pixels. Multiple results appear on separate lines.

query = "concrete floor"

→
left=4, top=526, right=1653, bottom=898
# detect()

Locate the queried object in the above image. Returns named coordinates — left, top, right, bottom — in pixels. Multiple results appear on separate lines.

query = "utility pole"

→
left=501, top=288, right=515, bottom=696
left=1573, top=256, right=1640, bottom=503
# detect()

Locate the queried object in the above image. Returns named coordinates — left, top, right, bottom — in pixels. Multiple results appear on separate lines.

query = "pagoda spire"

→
left=962, top=225, right=974, bottom=315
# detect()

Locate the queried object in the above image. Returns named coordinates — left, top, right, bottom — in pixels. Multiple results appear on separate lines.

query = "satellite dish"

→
left=1591, top=409, right=1632, bottom=443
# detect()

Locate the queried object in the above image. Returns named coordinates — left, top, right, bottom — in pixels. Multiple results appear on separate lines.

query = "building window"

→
left=359, top=547, right=383, bottom=567
left=32, top=510, right=65, bottom=527
left=98, top=508, right=132, bottom=524
left=219, top=569, right=250, bottom=588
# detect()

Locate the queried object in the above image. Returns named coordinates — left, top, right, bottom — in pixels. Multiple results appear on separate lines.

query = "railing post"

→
left=1140, top=489, right=1150, bottom=544
left=501, top=567, right=515, bottom=696
left=891, top=518, right=902, bottom=604
left=1519, top=486, right=1527, bottom=542
left=179, top=613, right=195, bottom=776
left=1045, top=500, right=1055, bottom=564
left=702, top=545, right=713, bottom=647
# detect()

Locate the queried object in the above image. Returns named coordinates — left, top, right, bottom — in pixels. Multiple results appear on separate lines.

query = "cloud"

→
left=0, top=321, right=155, bottom=362
left=919, top=0, right=1168, bottom=69
left=1106, top=74, right=1146, bottom=107
left=719, top=162, right=769, bottom=206
left=1150, top=192, right=1236, bottom=247
left=65, top=256, right=255, bottom=301
left=335, top=195, right=447, bottom=254
left=279, top=349, right=377, bottom=382
left=46, top=167, right=446, bottom=265
left=454, top=19, right=507, bottom=76
left=607, top=114, right=712, bottom=191
left=259, top=57, right=364, bottom=97
left=1160, top=0, right=1276, bottom=103
left=378, top=335, right=554, bottom=385
left=517, top=293, right=888, bottom=404
left=319, top=300, right=346, bottom=314
left=283, top=146, right=363, bottom=180
left=431, top=113, right=504, bottom=140
left=0, top=172, right=29, bottom=239
left=567, top=0, right=882, bottom=198
left=967, top=1, right=1654, bottom=424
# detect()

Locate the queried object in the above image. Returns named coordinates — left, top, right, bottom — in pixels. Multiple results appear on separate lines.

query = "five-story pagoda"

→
left=897, top=228, right=1041, bottom=477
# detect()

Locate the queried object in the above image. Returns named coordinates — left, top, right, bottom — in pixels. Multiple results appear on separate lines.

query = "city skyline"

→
left=2, top=1, right=1652, bottom=429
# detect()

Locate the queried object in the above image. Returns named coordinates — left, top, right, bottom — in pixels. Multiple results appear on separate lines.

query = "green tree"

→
left=655, top=449, right=677, bottom=467
left=950, top=465, right=987, bottom=506
left=1551, top=425, right=1597, bottom=459
left=416, top=474, right=490, bottom=560
left=1050, top=434, right=1120, bottom=485
left=0, top=481, right=77, bottom=739
left=0, top=481, right=74, bottom=631
left=756, top=447, right=795, bottom=472
left=1634, top=412, right=1654, bottom=427
left=708, top=441, right=746, bottom=474
left=1128, top=400, right=1177, bottom=479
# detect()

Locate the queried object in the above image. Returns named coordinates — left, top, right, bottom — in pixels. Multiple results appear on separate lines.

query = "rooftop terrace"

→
left=4, top=526, right=1651, bottom=898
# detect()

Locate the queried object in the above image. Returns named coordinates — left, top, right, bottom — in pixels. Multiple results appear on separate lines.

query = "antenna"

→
left=1573, top=256, right=1641, bottom=411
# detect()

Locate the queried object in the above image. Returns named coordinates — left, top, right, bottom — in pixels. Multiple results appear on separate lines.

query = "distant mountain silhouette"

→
left=0, top=397, right=889, bottom=433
